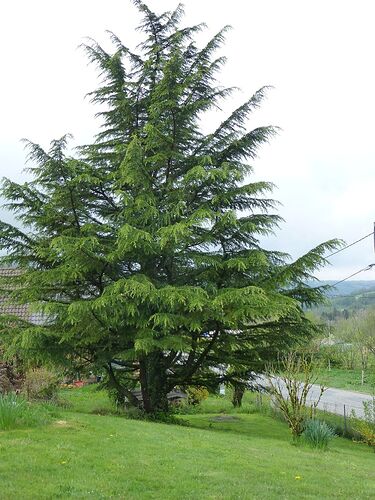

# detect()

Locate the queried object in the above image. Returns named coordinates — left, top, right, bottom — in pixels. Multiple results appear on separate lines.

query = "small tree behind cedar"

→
left=337, top=309, right=375, bottom=375
left=264, top=352, right=326, bottom=439
left=0, top=1, right=339, bottom=414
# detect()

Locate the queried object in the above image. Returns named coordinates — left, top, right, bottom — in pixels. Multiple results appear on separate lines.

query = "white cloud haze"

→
left=1, top=0, right=375, bottom=281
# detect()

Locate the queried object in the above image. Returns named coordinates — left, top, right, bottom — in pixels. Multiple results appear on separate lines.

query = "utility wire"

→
left=330, top=263, right=375, bottom=288
left=319, top=229, right=375, bottom=293
left=326, top=231, right=374, bottom=259
left=330, top=293, right=375, bottom=299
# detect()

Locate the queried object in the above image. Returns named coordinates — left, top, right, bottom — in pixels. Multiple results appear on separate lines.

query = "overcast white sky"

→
left=1, top=0, right=375, bottom=281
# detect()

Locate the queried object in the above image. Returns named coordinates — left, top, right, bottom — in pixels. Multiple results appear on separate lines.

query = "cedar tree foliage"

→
left=0, top=1, right=338, bottom=413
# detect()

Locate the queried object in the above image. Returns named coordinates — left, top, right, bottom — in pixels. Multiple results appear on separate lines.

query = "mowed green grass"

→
left=0, top=388, right=374, bottom=499
left=317, top=367, right=375, bottom=395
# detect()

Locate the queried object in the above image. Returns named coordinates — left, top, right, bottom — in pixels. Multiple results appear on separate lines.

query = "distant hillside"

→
left=308, top=280, right=375, bottom=318
left=314, top=280, right=375, bottom=297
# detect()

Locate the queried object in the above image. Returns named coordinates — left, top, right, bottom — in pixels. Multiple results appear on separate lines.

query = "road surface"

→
left=305, top=384, right=373, bottom=418
left=255, top=375, right=373, bottom=418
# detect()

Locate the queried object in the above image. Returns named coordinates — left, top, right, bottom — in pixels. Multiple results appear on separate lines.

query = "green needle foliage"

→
left=0, top=1, right=339, bottom=413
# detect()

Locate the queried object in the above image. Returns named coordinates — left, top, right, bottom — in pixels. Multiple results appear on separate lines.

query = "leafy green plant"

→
left=0, top=392, right=56, bottom=430
left=0, top=392, right=28, bottom=430
left=302, top=419, right=336, bottom=450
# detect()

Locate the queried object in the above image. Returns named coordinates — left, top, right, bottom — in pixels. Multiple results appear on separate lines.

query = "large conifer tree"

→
left=0, top=1, right=337, bottom=412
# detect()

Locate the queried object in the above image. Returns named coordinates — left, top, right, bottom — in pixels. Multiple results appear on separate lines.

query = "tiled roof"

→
left=0, top=268, right=24, bottom=277
left=0, top=268, right=45, bottom=325
left=0, top=299, right=45, bottom=325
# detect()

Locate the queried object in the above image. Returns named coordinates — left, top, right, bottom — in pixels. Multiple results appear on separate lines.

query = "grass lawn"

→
left=59, top=384, right=115, bottom=415
left=317, top=367, right=375, bottom=394
left=0, top=386, right=374, bottom=499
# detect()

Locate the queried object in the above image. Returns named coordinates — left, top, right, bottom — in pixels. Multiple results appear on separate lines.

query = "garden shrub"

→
left=353, top=398, right=375, bottom=452
left=186, top=386, right=209, bottom=406
left=355, top=420, right=375, bottom=451
left=23, top=367, right=59, bottom=401
left=302, top=419, right=336, bottom=449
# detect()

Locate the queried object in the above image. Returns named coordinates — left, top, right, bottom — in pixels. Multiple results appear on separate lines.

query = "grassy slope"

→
left=0, top=387, right=374, bottom=499
left=1, top=412, right=375, bottom=499
left=317, top=368, right=375, bottom=395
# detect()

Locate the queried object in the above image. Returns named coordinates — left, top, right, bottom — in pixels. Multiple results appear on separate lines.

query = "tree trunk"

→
left=105, top=363, right=140, bottom=408
left=139, top=352, right=169, bottom=414
left=232, top=383, right=245, bottom=408
left=360, top=347, right=368, bottom=371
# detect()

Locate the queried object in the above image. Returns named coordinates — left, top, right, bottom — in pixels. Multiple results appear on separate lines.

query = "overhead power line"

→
left=326, top=230, right=375, bottom=259
left=330, top=263, right=375, bottom=288
left=330, top=292, right=375, bottom=299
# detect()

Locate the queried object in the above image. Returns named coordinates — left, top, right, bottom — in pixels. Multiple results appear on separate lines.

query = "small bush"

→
left=352, top=398, right=375, bottom=452
left=302, top=419, right=336, bottom=449
left=186, top=386, right=209, bottom=406
left=23, top=368, right=59, bottom=401
left=172, top=401, right=201, bottom=415
left=355, top=421, right=375, bottom=451
left=0, top=393, right=56, bottom=430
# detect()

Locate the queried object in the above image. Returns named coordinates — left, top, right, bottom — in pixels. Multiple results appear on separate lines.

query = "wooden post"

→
left=328, top=325, right=332, bottom=371
left=343, top=404, right=347, bottom=436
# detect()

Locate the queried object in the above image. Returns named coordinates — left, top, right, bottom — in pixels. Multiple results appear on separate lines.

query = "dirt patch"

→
left=54, top=420, right=69, bottom=427
left=209, top=415, right=240, bottom=422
